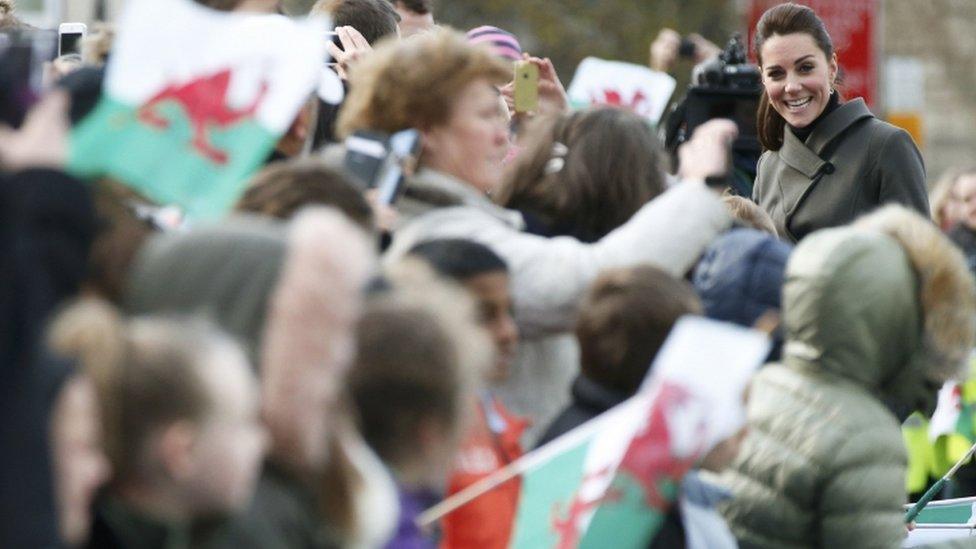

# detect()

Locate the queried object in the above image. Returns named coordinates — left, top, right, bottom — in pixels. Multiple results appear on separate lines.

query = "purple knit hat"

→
left=466, top=25, right=523, bottom=62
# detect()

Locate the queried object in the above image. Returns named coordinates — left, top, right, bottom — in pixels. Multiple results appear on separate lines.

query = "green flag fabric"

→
left=910, top=497, right=976, bottom=527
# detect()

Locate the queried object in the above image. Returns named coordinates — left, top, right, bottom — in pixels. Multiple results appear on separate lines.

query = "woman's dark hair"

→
left=235, top=159, right=374, bottom=230
left=754, top=2, right=835, bottom=151
left=495, top=107, right=665, bottom=243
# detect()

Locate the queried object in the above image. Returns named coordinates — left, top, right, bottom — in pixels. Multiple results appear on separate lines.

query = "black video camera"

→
left=663, top=33, right=762, bottom=197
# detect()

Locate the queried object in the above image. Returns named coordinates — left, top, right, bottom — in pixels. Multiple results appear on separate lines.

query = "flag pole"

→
left=415, top=393, right=650, bottom=529
left=905, top=440, right=976, bottom=523
left=416, top=457, right=524, bottom=529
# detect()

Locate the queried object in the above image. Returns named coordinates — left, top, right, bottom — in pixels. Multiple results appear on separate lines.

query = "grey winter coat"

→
left=753, top=99, right=929, bottom=243
left=386, top=169, right=732, bottom=338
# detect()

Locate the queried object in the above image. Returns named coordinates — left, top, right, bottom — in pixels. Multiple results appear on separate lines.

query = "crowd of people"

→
left=4, top=0, right=976, bottom=547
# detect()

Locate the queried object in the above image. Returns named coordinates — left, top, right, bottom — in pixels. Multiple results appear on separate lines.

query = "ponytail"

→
left=757, top=88, right=786, bottom=152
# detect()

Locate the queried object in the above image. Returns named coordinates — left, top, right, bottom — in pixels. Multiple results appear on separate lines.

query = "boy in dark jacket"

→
left=535, top=265, right=702, bottom=446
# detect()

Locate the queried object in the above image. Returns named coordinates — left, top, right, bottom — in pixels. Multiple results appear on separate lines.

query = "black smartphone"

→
left=342, top=128, right=421, bottom=205
left=344, top=130, right=390, bottom=189
left=376, top=129, right=421, bottom=206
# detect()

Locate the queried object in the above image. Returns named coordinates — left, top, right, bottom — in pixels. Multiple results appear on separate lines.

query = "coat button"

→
left=821, top=162, right=835, bottom=175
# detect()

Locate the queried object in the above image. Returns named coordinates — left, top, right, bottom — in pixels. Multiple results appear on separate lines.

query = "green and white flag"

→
left=905, top=496, right=976, bottom=546
left=68, top=0, right=326, bottom=220
left=508, top=382, right=706, bottom=549
left=419, top=317, right=769, bottom=549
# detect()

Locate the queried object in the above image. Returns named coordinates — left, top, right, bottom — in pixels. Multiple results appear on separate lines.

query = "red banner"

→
left=747, top=0, right=878, bottom=107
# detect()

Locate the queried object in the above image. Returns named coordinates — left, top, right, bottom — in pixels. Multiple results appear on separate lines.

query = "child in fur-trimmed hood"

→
left=719, top=205, right=976, bottom=549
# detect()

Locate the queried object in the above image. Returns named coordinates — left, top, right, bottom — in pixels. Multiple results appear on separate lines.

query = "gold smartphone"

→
left=513, top=60, right=539, bottom=113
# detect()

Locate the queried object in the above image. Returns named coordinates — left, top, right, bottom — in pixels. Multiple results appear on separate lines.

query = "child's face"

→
left=463, top=271, right=519, bottom=382
left=956, top=175, right=976, bottom=231
left=51, top=375, right=111, bottom=546
left=183, top=344, right=268, bottom=514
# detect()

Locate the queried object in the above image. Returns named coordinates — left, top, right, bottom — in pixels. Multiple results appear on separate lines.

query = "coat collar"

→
left=806, top=98, right=873, bottom=153
left=408, top=168, right=525, bottom=228
left=778, top=98, right=874, bottom=178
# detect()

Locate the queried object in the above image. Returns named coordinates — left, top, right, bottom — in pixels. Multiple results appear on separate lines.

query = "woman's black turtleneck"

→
left=788, top=90, right=840, bottom=143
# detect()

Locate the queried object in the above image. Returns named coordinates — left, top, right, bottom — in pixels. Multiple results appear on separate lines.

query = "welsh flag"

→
left=565, top=57, right=677, bottom=125
left=420, top=317, right=769, bottom=548
left=904, top=496, right=976, bottom=544
left=927, top=352, right=976, bottom=475
left=68, top=0, right=326, bottom=220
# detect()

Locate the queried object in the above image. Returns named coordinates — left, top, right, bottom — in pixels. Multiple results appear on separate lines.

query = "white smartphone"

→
left=58, top=22, right=87, bottom=57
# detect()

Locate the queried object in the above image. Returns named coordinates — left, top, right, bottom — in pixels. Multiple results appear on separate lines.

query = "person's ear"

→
left=420, top=126, right=440, bottom=157
left=828, top=53, right=839, bottom=88
left=157, top=421, right=199, bottom=481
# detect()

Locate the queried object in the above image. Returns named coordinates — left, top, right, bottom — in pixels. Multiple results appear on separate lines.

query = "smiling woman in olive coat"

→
left=751, top=3, right=929, bottom=243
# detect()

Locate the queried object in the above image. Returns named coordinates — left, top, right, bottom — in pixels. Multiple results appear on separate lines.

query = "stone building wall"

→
left=882, top=0, right=976, bottom=184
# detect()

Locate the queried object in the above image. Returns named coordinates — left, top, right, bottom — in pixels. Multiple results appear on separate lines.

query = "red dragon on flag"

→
left=138, top=69, right=269, bottom=165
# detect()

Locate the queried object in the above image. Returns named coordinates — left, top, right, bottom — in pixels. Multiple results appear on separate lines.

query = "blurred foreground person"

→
left=50, top=301, right=267, bottom=548
left=535, top=265, right=702, bottom=446
left=351, top=264, right=492, bottom=549
left=408, top=239, right=524, bottom=549
left=693, top=228, right=793, bottom=362
left=0, top=91, right=98, bottom=547
left=48, top=364, right=111, bottom=547
left=125, top=209, right=377, bottom=548
left=720, top=206, right=975, bottom=548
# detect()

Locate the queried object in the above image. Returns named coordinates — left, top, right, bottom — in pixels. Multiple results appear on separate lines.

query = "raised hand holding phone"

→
left=58, top=22, right=87, bottom=56
left=326, top=25, right=371, bottom=80
left=502, top=55, right=567, bottom=119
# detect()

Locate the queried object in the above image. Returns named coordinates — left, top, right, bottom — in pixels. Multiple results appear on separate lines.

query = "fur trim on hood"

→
left=261, top=207, right=375, bottom=383
left=855, top=205, right=976, bottom=380
left=260, top=207, right=376, bottom=472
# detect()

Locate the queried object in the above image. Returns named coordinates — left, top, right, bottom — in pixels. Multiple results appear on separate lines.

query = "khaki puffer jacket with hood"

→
left=719, top=206, right=975, bottom=549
